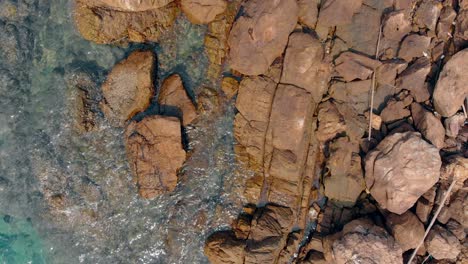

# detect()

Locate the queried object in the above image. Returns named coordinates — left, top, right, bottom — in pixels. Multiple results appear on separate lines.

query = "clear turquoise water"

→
left=0, top=0, right=244, bottom=263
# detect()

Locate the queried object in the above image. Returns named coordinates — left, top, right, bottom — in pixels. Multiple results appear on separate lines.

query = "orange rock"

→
left=181, top=0, right=227, bottom=24
left=158, top=74, right=197, bottom=126
left=385, top=211, right=425, bottom=252
left=86, top=0, right=172, bottom=11
left=125, top=115, right=186, bottom=199
left=101, top=51, right=155, bottom=126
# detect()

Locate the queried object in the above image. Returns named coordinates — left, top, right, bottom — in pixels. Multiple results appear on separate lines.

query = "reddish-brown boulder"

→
left=324, top=218, right=403, bottom=264
left=323, top=137, right=364, bottom=206
left=444, top=113, right=466, bottom=138
left=437, top=6, right=457, bottom=41
left=264, top=84, right=315, bottom=207
left=380, top=92, right=413, bottom=123
left=433, top=49, right=468, bottom=117
left=181, top=0, right=227, bottom=24
left=395, top=57, right=431, bottom=102
left=413, top=0, right=442, bottom=32
left=204, top=231, right=245, bottom=264
left=158, top=74, right=197, bottom=126
left=455, top=9, right=468, bottom=48
left=411, top=103, right=445, bottom=149
left=298, top=0, right=319, bottom=28
left=227, top=0, right=298, bottom=75
left=382, top=10, right=412, bottom=41
left=317, top=0, right=362, bottom=27
left=100, top=51, right=154, bottom=126
left=365, top=132, right=441, bottom=214
left=334, top=51, right=381, bottom=82
left=425, top=225, right=461, bottom=260
left=281, top=32, right=330, bottom=102
left=125, top=116, right=186, bottom=199
left=385, top=211, right=425, bottom=252
left=398, top=34, right=431, bottom=62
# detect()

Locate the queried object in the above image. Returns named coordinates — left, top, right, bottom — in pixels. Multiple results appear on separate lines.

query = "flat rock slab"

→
left=125, top=115, right=186, bottom=199
left=86, top=0, right=172, bottom=11
left=365, top=132, right=441, bottom=214
left=100, top=51, right=155, bottom=126
left=228, top=0, right=298, bottom=75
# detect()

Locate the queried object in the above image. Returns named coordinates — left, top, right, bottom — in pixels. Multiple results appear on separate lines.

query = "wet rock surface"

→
left=100, top=51, right=155, bottom=126
left=158, top=74, right=197, bottom=126
left=125, top=115, right=186, bottom=199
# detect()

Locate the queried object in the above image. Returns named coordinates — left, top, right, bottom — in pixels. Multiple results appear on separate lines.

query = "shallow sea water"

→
left=0, top=0, right=246, bottom=263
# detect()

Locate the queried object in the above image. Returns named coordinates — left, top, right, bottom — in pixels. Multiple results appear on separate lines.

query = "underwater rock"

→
left=74, top=0, right=178, bottom=44
left=101, top=51, right=154, bottom=126
left=227, top=0, right=298, bottom=75
left=221, top=76, right=239, bottom=100
left=323, top=137, right=364, bottom=206
left=385, top=211, right=425, bottom=252
left=86, top=0, right=172, bottom=11
left=281, top=32, right=330, bottom=102
left=433, top=48, right=468, bottom=117
left=411, top=102, right=445, bottom=149
left=158, top=74, right=197, bottom=126
left=125, top=115, right=186, bottom=199
left=365, top=132, right=441, bottom=214
left=181, top=0, right=227, bottom=24
left=425, top=225, right=461, bottom=260
left=324, top=218, right=403, bottom=264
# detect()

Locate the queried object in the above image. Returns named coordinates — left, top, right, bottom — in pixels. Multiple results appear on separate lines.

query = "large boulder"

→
left=100, top=51, right=154, bottom=126
left=334, top=51, right=381, bottom=82
left=181, top=0, right=227, bottom=24
left=204, top=231, right=244, bottom=264
left=298, top=0, right=319, bottom=28
left=281, top=32, right=330, bottom=102
left=317, top=0, right=362, bottom=27
left=125, top=115, right=186, bottom=199
left=158, top=74, right=197, bottom=126
left=227, top=0, right=298, bottom=75
left=324, top=218, right=403, bottom=264
left=74, top=0, right=178, bottom=44
left=365, top=132, right=441, bottom=214
left=433, top=48, right=468, bottom=117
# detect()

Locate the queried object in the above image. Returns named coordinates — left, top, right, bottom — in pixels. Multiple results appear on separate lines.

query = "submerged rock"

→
left=158, top=74, right=197, bottom=126
left=433, top=48, right=468, bottom=117
left=181, top=0, right=227, bottom=24
left=74, top=0, right=178, bottom=44
left=86, top=0, right=172, bottom=11
left=365, top=132, right=441, bottom=214
left=324, top=218, right=403, bottom=264
left=100, top=51, right=154, bottom=126
left=227, top=0, right=298, bottom=75
left=125, top=115, right=186, bottom=199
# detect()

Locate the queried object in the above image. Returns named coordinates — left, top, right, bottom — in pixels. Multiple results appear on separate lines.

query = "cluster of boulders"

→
left=71, top=0, right=467, bottom=261
left=205, top=0, right=468, bottom=263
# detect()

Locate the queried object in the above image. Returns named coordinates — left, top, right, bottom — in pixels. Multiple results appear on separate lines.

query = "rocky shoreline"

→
left=67, top=0, right=468, bottom=263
